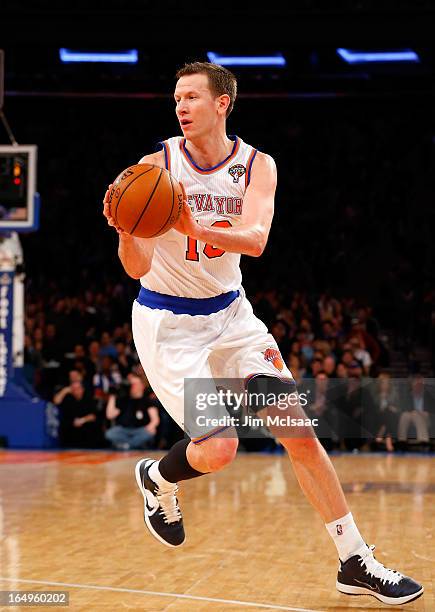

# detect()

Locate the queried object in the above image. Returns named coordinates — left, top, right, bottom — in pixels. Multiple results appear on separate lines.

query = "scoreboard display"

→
left=0, top=145, right=38, bottom=231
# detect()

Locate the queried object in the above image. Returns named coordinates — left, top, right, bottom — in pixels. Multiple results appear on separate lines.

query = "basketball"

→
left=108, top=163, right=184, bottom=238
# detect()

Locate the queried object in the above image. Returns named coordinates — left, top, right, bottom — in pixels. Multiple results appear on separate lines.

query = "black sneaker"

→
left=337, top=545, right=424, bottom=605
left=135, top=458, right=185, bottom=548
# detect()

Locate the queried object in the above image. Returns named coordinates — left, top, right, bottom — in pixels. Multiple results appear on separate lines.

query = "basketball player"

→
left=103, top=62, right=423, bottom=605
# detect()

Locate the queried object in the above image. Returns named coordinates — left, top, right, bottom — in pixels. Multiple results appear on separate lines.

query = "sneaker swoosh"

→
left=144, top=491, right=158, bottom=516
left=354, top=578, right=380, bottom=593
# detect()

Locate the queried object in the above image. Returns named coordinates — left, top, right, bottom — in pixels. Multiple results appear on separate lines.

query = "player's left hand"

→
left=174, top=183, right=203, bottom=239
left=103, top=184, right=132, bottom=237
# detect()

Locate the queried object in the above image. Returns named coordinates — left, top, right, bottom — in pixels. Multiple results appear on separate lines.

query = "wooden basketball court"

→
left=0, top=450, right=433, bottom=611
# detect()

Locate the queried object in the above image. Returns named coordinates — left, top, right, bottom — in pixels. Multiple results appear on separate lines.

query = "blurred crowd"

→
left=24, top=283, right=182, bottom=450
left=23, top=284, right=434, bottom=452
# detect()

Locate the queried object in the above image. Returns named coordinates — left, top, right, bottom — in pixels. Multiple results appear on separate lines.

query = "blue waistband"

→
left=136, top=287, right=240, bottom=316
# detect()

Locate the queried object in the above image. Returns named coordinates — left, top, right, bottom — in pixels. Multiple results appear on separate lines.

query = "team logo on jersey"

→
left=263, top=348, right=284, bottom=372
left=228, top=164, right=246, bottom=183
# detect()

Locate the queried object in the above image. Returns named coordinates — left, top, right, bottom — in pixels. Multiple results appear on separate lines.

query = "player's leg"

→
left=244, top=374, right=353, bottom=528
left=146, top=434, right=238, bottom=487
left=187, top=435, right=239, bottom=472
left=247, top=375, right=423, bottom=605
left=135, top=435, right=238, bottom=548
left=280, top=437, right=349, bottom=521
left=132, top=300, right=237, bottom=547
left=216, top=294, right=423, bottom=605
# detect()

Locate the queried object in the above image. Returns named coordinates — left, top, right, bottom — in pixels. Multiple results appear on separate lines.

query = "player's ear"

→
left=217, top=94, right=230, bottom=116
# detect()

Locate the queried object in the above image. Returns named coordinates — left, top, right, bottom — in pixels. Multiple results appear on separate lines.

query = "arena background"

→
left=0, top=2, right=434, bottom=611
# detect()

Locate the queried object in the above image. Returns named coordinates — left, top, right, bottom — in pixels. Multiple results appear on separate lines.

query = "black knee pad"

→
left=246, top=375, right=298, bottom=414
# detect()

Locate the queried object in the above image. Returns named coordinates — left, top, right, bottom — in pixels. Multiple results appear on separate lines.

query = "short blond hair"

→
left=176, top=61, right=237, bottom=117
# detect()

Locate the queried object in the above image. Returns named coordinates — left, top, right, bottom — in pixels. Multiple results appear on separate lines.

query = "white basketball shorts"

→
left=132, top=287, right=293, bottom=442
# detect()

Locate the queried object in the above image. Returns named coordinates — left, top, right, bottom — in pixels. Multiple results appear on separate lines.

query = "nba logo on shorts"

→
left=336, top=524, right=343, bottom=535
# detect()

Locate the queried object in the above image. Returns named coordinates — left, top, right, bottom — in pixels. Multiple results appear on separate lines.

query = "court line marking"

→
left=412, top=550, right=435, bottom=563
left=0, top=576, right=323, bottom=612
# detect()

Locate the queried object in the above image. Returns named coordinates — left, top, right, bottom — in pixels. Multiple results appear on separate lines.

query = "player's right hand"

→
left=103, top=184, right=130, bottom=236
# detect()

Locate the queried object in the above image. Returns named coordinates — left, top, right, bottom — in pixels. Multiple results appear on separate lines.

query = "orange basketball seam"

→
left=148, top=170, right=176, bottom=238
left=113, top=165, right=155, bottom=227
left=129, top=168, right=163, bottom=235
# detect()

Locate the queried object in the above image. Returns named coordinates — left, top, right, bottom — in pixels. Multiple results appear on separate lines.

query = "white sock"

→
left=325, top=512, right=366, bottom=562
left=148, top=460, right=174, bottom=490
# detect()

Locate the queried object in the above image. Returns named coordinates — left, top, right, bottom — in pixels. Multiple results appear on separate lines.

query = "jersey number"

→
left=185, top=220, right=232, bottom=261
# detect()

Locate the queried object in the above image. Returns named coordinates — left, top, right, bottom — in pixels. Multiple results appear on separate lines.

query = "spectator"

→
left=41, top=323, right=63, bottom=365
left=287, top=354, right=303, bottom=384
left=88, top=340, right=102, bottom=376
left=321, top=320, right=335, bottom=342
left=306, top=358, right=323, bottom=378
left=289, top=340, right=301, bottom=358
left=315, top=372, right=339, bottom=448
left=336, top=362, right=348, bottom=379
left=323, top=355, right=336, bottom=377
left=300, top=318, right=314, bottom=342
left=23, top=333, right=43, bottom=386
left=342, top=361, right=367, bottom=451
left=105, top=373, right=160, bottom=450
left=66, top=344, right=93, bottom=377
left=349, top=336, right=372, bottom=375
left=93, top=356, right=122, bottom=408
left=313, top=340, right=330, bottom=359
left=349, top=319, right=381, bottom=366
left=318, top=293, right=340, bottom=322
left=68, top=369, right=83, bottom=384
left=271, top=320, right=291, bottom=358
left=371, top=373, right=400, bottom=452
left=115, top=340, right=136, bottom=378
left=398, top=375, right=433, bottom=447
left=310, top=373, right=329, bottom=415
left=341, top=350, right=354, bottom=368
left=99, top=331, right=118, bottom=359
left=54, top=381, right=101, bottom=448
left=299, top=332, right=314, bottom=364
left=60, top=368, right=93, bottom=398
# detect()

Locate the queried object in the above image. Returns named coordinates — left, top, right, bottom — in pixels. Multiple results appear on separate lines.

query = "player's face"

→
left=174, top=74, right=223, bottom=139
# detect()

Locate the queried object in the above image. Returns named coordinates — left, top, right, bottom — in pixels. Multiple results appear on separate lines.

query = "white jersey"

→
left=140, top=135, right=257, bottom=298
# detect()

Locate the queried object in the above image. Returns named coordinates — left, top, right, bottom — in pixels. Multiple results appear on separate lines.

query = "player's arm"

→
left=175, top=152, right=276, bottom=257
left=103, top=150, right=165, bottom=279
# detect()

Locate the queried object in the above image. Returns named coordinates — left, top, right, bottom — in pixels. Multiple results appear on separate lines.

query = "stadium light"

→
left=59, top=49, right=138, bottom=64
left=207, top=52, right=286, bottom=67
left=337, top=48, right=419, bottom=64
